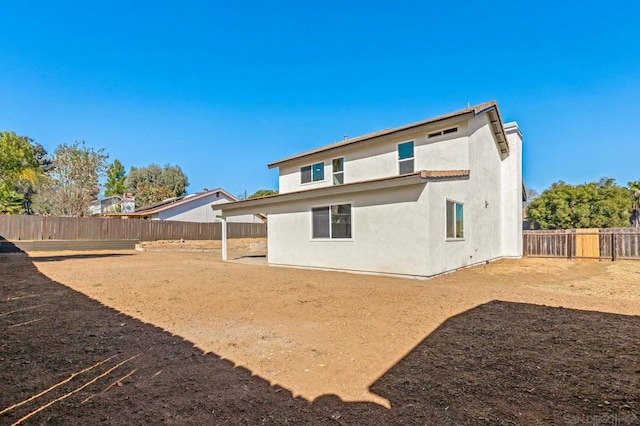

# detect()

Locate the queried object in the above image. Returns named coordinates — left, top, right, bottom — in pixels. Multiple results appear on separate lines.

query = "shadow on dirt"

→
left=0, top=239, right=23, bottom=254
left=1, top=252, right=639, bottom=424
left=30, top=253, right=135, bottom=262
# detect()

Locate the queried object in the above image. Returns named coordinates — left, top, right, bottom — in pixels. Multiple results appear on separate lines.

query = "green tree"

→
left=0, top=131, right=40, bottom=213
left=14, top=142, right=53, bottom=214
left=527, top=178, right=632, bottom=229
left=590, top=178, right=632, bottom=228
left=629, top=180, right=640, bottom=228
left=104, top=159, right=127, bottom=196
left=248, top=189, right=278, bottom=199
left=133, top=183, right=175, bottom=207
left=33, top=141, right=108, bottom=216
left=159, top=164, right=189, bottom=196
left=124, top=163, right=189, bottom=207
left=0, top=186, right=25, bottom=214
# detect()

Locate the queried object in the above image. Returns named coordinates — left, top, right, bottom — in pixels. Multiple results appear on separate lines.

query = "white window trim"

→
left=300, top=161, right=326, bottom=185
left=445, top=198, right=465, bottom=241
left=332, top=157, right=345, bottom=186
left=310, top=202, right=354, bottom=241
left=397, top=140, right=415, bottom=175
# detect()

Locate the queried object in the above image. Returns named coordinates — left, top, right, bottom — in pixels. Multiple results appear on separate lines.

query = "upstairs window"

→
left=312, top=204, right=352, bottom=239
left=446, top=200, right=464, bottom=239
left=301, top=162, right=325, bottom=184
left=398, top=141, right=414, bottom=174
left=428, top=127, right=458, bottom=138
left=332, top=158, right=344, bottom=185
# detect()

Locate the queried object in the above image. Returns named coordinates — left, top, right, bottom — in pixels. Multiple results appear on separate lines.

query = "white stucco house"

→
left=110, top=188, right=263, bottom=223
left=218, top=101, right=523, bottom=278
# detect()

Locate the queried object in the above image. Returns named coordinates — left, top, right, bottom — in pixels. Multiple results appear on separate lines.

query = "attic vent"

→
left=428, top=127, right=458, bottom=138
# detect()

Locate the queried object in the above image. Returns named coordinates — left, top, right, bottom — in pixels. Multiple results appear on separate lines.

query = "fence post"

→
left=611, top=232, right=617, bottom=261
left=567, top=230, right=572, bottom=259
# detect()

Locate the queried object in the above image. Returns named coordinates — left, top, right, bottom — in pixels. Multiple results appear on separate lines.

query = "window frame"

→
left=446, top=199, right=464, bottom=240
left=428, top=126, right=458, bottom=139
left=397, top=140, right=415, bottom=175
left=300, top=161, right=325, bottom=184
left=310, top=202, right=353, bottom=241
left=332, top=157, right=344, bottom=185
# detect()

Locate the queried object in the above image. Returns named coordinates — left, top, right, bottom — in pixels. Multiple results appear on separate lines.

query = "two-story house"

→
left=217, top=101, right=523, bottom=278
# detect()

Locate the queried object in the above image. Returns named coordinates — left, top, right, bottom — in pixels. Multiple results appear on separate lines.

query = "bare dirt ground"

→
left=2, top=240, right=640, bottom=424
left=136, top=238, right=267, bottom=257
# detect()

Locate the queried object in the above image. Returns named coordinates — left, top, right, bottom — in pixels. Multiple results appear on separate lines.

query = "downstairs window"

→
left=312, top=204, right=352, bottom=239
left=446, top=200, right=464, bottom=239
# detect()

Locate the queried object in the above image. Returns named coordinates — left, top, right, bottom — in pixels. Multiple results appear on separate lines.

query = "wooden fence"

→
left=0, top=215, right=266, bottom=241
left=523, top=228, right=640, bottom=260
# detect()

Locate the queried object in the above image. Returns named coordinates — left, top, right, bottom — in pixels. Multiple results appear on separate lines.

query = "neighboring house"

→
left=88, top=196, right=122, bottom=216
left=218, top=101, right=524, bottom=278
left=108, top=188, right=263, bottom=223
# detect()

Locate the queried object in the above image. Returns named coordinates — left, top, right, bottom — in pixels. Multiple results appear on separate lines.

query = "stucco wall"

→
left=501, top=122, right=523, bottom=257
left=278, top=120, right=470, bottom=194
left=424, top=115, right=506, bottom=275
left=267, top=185, right=431, bottom=276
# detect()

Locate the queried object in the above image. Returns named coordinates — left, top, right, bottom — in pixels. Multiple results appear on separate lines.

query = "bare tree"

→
left=34, top=141, right=108, bottom=216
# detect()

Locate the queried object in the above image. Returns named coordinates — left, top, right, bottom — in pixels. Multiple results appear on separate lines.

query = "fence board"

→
left=524, top=231, right=568, bottom=257
left=0, top=215, right=266, bottom=241
left=524, top=228, right=640, bottom=260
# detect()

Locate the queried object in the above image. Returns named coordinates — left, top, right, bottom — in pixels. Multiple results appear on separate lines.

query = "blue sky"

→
left=1, top=1, right=639, bottom=197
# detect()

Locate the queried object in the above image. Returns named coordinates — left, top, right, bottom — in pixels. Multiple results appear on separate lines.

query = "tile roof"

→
left=419, top=170, right=471, bottom=179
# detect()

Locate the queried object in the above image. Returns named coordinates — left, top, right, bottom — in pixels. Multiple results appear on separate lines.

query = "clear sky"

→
left=1, top=1, right=639, bottom=197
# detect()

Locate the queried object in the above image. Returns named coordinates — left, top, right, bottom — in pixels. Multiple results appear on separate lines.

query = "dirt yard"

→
left=2, top=241, right=640, bottom=424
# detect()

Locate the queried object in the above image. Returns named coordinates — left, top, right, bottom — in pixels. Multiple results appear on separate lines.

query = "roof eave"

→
left=217, top=170, right=470, bottom=216
left=267, top=110, right=477, bottom=169
left=133, top=188, right=237, bottom=215
left=480, top=104, right=510, bottom=155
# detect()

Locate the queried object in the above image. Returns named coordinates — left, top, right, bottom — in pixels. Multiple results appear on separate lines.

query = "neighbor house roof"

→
left=217, top=170, right=470, bottom=216
left=268, top=101, right=508, bottom=168
left=105, top=188, right=238, bottom=218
